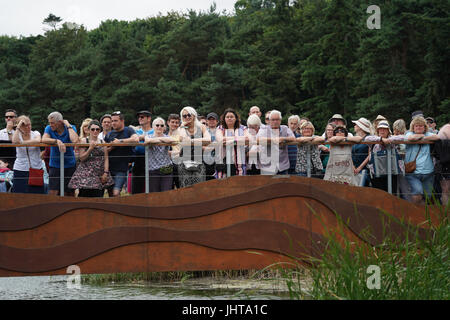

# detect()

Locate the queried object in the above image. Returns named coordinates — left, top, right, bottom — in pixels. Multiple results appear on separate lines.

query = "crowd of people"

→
left=0, top=107, right=448, bottom=206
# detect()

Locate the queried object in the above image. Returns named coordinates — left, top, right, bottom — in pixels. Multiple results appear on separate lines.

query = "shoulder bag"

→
left=405, top=145, right=422, bottom=174
left=26, top=148, right=44, bottom=186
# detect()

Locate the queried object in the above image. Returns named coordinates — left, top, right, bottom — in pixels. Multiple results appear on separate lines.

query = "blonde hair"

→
left=409, top=116, right=429, bottom=133
left=79, top=118, right=93, bottom=140
left=300, top=121, right=315, bottom=134
left=393, top=119, right=407, bottom=134
left=16, top=115, right=31, bottom=131
left=180, top=106, right=202, bottom=128
left=17, top=115, right=31, bottom=125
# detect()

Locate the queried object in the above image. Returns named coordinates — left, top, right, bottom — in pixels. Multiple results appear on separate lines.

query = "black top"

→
left=104, top=127, right=136, bottom=172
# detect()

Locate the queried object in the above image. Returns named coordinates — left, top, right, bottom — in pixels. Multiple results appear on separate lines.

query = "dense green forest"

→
left=0, top=0, right=449, bottom=131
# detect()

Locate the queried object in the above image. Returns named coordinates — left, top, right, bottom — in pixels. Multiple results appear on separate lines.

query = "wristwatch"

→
left=7, top=130, right=12, bottom=135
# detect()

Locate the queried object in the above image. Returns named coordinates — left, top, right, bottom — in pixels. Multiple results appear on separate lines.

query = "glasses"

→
left=427, top=120, right=434, bottom=124
left=90, top=128, right=101, bottom=132
left=138, top=115, right=148, bottom=119
left=265, top=118, right=269, bottom=120
left=271, top=118, right=281, bottom=121
left=5, top=115, right=15, bottom=119
left=154, top=124, right=164, bottom=128
left=112, top=111, right=121, bottom=115
left=335, top=129, right=346, bottom=133
left=182, top=114, right=192, bottom=119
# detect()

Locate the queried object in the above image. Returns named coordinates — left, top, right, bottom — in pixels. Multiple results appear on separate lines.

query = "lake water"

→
left=0, top=276, right=292, bottom=300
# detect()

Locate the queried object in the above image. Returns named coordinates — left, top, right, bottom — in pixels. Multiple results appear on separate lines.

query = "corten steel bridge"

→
left=0, top=140, right=442, bottom=277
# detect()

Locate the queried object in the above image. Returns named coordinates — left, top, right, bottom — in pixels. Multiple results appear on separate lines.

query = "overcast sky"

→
left=0, top=0, right=237, bottom=37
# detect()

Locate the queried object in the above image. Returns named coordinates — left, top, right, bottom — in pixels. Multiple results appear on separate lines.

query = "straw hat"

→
left=351, top=117, right=372, bottom=134
left=328, top=114, right=347, bottom=125
left=374, top=115, right=387, bottom=121
left=376, top=120, right=392, bottom=134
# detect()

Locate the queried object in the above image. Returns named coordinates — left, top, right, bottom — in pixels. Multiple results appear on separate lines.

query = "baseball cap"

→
left=206, top=112, right=219, bottom=120
left=137, top=110, right=152, bottom=117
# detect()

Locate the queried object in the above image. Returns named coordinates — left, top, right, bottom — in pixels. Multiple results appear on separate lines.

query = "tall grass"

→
left=81, top=269, right=284, bottom=286
left=283, top=201, right=449, bottom=300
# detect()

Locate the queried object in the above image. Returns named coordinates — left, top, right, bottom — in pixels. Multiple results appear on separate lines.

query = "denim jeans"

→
left=405, top=173, right=434, bottom=196
left=111, top=171, right=128, bottom=192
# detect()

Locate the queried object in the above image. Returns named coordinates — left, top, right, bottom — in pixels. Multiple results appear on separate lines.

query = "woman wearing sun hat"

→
left=351, top=117, right=373, bottom=187
left=365, top=120, right=403, bottom=195
left=372, top=115, right=387, bottom=132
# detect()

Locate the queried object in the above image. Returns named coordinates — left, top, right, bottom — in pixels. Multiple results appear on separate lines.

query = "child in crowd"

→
left=0, top=158, right=14, bottom=192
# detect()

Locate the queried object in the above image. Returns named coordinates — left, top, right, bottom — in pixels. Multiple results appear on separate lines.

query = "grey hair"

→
left=269, top=110, right=282, bottom=120
left=48, top=111, right=63, bottom=122
left=152, top=117, right=166, bottom=127
left=247, top=114, right=262, bottom=126
left=288, top=115, right=301, bottom=124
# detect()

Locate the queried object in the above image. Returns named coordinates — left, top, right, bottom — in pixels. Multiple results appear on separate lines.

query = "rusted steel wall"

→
left=0, top=176, right=433, bottom=277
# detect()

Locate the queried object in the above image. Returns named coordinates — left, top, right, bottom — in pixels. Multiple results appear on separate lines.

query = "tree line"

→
left=0, top=0, right=448, bottom=132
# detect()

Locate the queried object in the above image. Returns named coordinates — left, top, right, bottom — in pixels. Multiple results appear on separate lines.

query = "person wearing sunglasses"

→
left=132, top=110, right=154, bottom=194
left=104, top=111, right=139, bottom=197
left=69, top=120, right=113, bottom=197
left=264, top=111, right=271, bottom=126
left=0, top=109, right=18, bottom=141
left=320, top=125, right=362, bottom=186
left=143, top=117, right=176, bottom=192
left=177, top=106, right=211, bottom=188
left=426, top=117, right=438, bottom=134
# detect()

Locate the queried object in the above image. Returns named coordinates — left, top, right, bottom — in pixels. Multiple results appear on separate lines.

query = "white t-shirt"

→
left=14, top=131, right=43, bottom=171
left=0, top=128, right=14, bottom=140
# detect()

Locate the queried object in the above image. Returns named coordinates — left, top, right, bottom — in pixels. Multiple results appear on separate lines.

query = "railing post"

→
left=306, top=147, right=311, bottom=178
left=226, top=142, right=232, bottom=178
left=60, top=149, right=64, bottom=197
left=145, top=145, right=149, bottom=194
left=387, top=145, right=392, bottom=194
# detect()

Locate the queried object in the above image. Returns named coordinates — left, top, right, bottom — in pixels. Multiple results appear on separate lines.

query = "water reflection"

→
left=0, top=276, right=290, bottom=300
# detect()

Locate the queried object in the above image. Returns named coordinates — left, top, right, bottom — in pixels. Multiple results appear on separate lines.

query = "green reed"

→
left=281, top=200, right=449, bottom=300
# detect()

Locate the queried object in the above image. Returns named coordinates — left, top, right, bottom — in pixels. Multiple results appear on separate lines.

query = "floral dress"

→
left=68, top=140, right=114, bottom=190
left=295, top=143, right=323, bottom=174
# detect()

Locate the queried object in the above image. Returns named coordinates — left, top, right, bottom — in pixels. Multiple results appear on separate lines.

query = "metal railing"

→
left=0, top=139, right=436, bottom=197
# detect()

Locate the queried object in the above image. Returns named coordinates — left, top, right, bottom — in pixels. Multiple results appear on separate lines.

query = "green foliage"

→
left=0, top=1, right=448, bottom=131
left=281, top=202, right=449, bottom=299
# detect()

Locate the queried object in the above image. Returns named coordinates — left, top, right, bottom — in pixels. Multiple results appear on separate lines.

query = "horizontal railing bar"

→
left=0, top=140, right=437, bottom=148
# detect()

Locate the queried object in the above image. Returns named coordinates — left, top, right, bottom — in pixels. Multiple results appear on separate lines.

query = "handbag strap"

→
left=25, top=143, right=43, bottom=170
left=25, top=147, right=34, bottom=170
left=413, top=145, right=422, bottom=162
